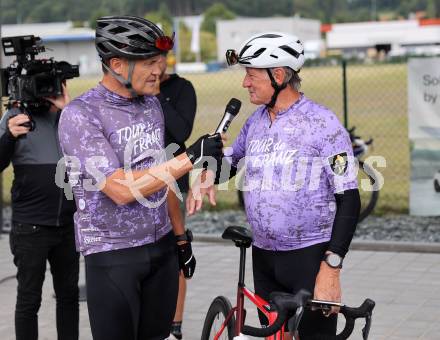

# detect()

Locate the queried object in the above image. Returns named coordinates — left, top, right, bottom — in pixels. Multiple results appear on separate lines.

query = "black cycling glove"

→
left=186, top=133, right=223, bottom=167
left=177, top=242, right=196, bottom=279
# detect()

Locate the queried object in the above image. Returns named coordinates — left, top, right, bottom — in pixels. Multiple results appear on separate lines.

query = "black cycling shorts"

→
left=252, top=242, right=337, bottom=337
left=85, top=231, right=179, bottom=340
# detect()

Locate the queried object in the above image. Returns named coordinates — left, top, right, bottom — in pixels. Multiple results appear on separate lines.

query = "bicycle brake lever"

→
left=287, top=306, right=304, bottom=335
left=362, top=313, right=372, bottom=340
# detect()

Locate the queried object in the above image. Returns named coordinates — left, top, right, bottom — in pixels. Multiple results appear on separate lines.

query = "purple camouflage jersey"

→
left=58, top=84, right=171, bottom=256
left=228, top=94, right=358, bottom=251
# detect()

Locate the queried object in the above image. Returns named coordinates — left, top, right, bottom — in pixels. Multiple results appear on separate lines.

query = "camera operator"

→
left=0, top=47, right=79, bottom=339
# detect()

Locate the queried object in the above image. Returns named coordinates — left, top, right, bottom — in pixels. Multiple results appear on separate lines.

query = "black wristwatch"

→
left=323, top=252, right=343, bottom=269
left=175, top=229, right=193, bottom=243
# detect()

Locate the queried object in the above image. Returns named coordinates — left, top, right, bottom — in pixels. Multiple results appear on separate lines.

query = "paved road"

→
left=1, top=235, right=440, bottom=340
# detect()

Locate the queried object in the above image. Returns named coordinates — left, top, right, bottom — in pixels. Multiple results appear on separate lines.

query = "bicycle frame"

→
left=208, top=228, right=375, bottom=340
left=213, top=245, right=287, bottom=340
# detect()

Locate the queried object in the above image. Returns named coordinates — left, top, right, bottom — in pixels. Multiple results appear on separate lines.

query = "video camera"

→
left=0, top=35, right=80, bottom=113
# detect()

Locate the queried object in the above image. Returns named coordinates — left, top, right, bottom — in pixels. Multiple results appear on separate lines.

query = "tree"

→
left=427, top=0, right=440, bottom=17
left=89, top=9, right=110, bottom=29
left=144, top=3, right=173, bottom=35
left=225, top=0, right=293, bottom=17
left=201, top=3, right=235, bottom=34
left=200, top=31, right=217, bottom=61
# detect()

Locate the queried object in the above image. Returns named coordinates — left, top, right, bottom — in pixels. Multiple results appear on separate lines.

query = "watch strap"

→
left=175, top=229, right=193, bottom=243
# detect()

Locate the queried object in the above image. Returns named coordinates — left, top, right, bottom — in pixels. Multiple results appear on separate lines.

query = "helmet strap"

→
left=102, top=60, right=138, bottom=98
left=266, top=69, right=287, bottom=109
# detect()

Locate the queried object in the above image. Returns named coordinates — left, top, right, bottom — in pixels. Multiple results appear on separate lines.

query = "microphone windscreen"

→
left=226, top=98, right=241, bottom=116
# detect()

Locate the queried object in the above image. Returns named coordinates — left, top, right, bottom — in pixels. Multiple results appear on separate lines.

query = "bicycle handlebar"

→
left=242, top=292, right=375, bottom=339
left=306, top=298, right=375, bottom=340
left=242, top=290, right=311, bottom=337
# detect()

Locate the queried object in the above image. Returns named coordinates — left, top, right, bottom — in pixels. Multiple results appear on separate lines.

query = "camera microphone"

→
left=215, top=98, right=241, bottom=134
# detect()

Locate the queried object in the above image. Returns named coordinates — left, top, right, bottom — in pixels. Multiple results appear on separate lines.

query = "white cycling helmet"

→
left=227, top=32, right=305, bottom=72
left=226, top=32, right=305, bottom=108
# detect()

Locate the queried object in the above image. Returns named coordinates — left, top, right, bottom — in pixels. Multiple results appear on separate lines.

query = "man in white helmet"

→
left=187, top=32, right=361, bottom=338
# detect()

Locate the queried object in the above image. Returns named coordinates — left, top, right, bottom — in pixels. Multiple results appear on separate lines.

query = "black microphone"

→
left=215, top=98, right=241, bottom=134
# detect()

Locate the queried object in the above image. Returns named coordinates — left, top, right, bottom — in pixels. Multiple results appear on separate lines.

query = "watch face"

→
left=327, top=253, right=342, bottom=268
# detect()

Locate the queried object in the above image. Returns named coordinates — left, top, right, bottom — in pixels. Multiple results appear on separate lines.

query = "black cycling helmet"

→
left=95, top=15, right=174, bottom=60
left=95, top=15, right=174, bottom=97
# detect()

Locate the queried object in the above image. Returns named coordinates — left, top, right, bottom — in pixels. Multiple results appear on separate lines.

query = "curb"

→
left=194, top=233, right=440, bottom=254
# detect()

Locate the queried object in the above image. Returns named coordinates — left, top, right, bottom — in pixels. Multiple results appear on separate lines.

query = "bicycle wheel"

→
left=358, top=161, right=379, bottom=222
left=237, top=189, right=245, bottom=209
left=201, top=296, right=236, bottom=340
left=434, top=178, right=440, bottom=193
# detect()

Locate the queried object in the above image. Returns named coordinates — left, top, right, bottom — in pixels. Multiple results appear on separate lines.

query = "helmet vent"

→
left=109, top=26, right=128, bottom=34
left=130, top=22, right=142, bottom=29
left=253, top=48, right=266, bottom=58
left=258, top=33, right=282, bottom=39
left=239, top=44, right=252, bottom=57
left=270, top=54, right=279, bottom=59
left=128, top=34, right=145, bottom=45
left=279, top=45, right=300, bottom=58
left=99, top=45, right=110, bottom=54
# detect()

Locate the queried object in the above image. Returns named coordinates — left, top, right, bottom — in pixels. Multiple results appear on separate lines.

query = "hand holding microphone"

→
left=186, top=98, right=241, bottom=167
left=186, top=98, right=241, bottom=214
left=186, top=133, right=223, bottom=167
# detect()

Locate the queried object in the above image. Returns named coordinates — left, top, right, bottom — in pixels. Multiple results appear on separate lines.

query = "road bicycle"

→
left=237, top=126, right=380, bottom=223
left=348, top=127, right=380, bottom=222
left=434, top=170, right=440, bottom=193
left=201, top=226, right=375, bottom=340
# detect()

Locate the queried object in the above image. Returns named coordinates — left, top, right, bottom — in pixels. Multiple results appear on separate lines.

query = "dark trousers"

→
left=252, top=242, right=337, bottom=338
left=85, top=231, right=179, bottom=340
left=9, top=222, right=80, bottom=340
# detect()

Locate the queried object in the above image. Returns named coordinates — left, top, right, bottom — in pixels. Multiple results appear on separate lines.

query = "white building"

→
left=325, top=19, right=440, bottom=57
left=216, top=17, right=323, bottom=62
left=1, top=22, right=99, bottom=75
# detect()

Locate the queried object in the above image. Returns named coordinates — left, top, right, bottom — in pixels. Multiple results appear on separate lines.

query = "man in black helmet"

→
left=58, top=16, right=223, bottom=340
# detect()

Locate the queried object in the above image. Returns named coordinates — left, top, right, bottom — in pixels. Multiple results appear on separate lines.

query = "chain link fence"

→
left=1, top=61, right=409, bottom=232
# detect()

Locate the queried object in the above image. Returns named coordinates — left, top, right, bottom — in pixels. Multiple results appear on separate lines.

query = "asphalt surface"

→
left=1, top=235, right=440, bottom=340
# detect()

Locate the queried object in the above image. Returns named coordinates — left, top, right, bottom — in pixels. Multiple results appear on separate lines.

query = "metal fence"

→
left=0, top=60, right=409, bottom=232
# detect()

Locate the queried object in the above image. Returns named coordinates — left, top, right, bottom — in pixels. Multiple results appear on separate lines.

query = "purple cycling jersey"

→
left=228, top=94, right=358, bottom=251
left=58, top=84, right=171, bottom=256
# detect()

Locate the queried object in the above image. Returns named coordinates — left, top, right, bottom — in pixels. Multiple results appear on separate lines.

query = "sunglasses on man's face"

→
left=226, top=49, right=240, bottom=66
left=155, top=32, right=175, bottom=52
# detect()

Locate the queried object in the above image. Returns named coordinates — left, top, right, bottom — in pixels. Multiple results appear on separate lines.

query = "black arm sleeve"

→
left=157, top=80, right=196, bottom=144
left=0, top=115, right=17, bottom=172
left=214, top=158, right=238, bottom=185
left=328, top=188, right=361, bottom=257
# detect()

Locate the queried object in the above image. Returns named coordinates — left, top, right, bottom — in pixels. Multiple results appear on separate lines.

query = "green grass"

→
left=2, top=63, right=409, bottom=214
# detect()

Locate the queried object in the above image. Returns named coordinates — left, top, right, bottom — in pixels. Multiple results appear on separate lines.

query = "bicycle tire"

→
left=201, top=296, right=236, bottom=340
left=358, top=161, right=379, bottom=222
left=434, top=178, right=440, bottom=193
left=237, top=189, right=245, bottom=209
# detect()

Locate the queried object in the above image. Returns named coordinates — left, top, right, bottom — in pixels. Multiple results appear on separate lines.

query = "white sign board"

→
left=408, top=58, right=440, bottom=216
left=408, top=58, right=440, bottom=139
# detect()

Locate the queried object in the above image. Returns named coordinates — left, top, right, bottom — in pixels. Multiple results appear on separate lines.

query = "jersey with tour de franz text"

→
left=227, top=94, right=358, bottom=251
left=58, top=83, right=172, bottom=256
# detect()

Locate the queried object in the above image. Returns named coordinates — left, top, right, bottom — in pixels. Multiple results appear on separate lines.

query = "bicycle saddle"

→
left=222, top=226, right=253, bottom=248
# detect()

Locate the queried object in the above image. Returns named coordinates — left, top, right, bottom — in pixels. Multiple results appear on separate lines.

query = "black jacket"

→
left=157, top=74, right=197, bottom=194
left=0, top=107, right=76, bottom=226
